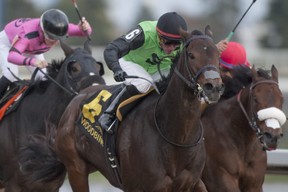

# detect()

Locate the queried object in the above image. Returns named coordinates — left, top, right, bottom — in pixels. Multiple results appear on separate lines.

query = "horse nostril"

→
left=263, top=132, right=272, bottom=140
left=218, top=83, right=225, bottom=93
left=203, top=83, right=213, bottom=92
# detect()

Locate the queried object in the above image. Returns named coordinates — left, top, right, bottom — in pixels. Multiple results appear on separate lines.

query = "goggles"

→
left=159, top=35, right=181, bottom=46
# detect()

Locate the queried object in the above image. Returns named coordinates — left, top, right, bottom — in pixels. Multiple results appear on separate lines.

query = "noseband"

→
left=174, top=35, right=220, bottom=95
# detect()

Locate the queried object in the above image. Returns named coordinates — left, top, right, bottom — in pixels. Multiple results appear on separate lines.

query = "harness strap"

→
left=237, top=89, right=260, bottom=133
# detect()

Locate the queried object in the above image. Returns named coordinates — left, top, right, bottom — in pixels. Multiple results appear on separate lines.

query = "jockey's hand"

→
left=34, top=60, right=48, bottom=69
left=113, top=68, right=127, bottom=82
left=79, top=17, right=91, bottom=32
left=216, top=39, right=228, bottom=55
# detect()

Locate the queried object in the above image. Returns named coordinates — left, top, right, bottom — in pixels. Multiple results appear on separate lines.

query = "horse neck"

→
left=156, top=73, right=202, bottom=140
left=44, top=74, right=74, bottom=122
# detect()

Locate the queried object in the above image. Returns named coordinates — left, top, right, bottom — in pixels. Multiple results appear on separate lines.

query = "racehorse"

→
left=201, top=65, right=286, bottom=192
left=19, top=26, right=224, bottom=191
left=0, top=40, right=105, bottom=192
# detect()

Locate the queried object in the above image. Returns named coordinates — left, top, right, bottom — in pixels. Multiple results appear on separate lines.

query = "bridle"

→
left=153, top=35, right=221, bottom=148
left=174, top=35, right=220, bottom=96
left=39, top=50, right=98, bottom=96
left=237, top=79, right=279, bottom=138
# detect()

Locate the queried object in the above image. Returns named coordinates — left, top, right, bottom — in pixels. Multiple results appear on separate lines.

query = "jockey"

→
left=99, top=11, right=227, bottom=133
left=0, top=9, right=92, bottom=99
left=219, top=41, right=252, bottom=98
left=98, top=12, right=187, bottom=132
left=219, top=41, right=251, bottom=77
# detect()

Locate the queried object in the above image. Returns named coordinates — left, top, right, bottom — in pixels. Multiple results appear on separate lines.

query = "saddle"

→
left=0, top=80, right=31, bottom=120
left=77, top=84, right=152, bottom=144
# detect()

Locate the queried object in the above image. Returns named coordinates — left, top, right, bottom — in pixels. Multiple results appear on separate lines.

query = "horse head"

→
left=55, top=41, right=105, bottom=94
left=242, top=65, right=286, bottom=150
left=178, top=25, right=224, bottom=104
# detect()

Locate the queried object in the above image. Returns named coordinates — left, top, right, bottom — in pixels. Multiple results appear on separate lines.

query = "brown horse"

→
left=19, top=26, right=224, bottom=191
left=201, top=65, right=286, bottom=192
left=0, top=41, right=105, bottom=192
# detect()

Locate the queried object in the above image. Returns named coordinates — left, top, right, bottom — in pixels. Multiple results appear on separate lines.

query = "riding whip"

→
left=71, top=0, right=91, bottom=41
left=226, top=0, right=257, bottom=41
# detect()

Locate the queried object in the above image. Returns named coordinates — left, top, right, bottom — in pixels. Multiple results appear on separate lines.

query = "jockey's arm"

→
left=7, top=38, right=38, bottom=66
left=103, top=25, right=145, bottom=73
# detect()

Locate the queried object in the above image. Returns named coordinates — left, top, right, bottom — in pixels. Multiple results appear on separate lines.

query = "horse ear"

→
left=84, top=40, right=92, bottom=55
left=205, top=25, right=213, bottom=38
left=271, top=65, right=279, bottom=83
left=179, top=28, right=189, bottom=42
left=251, top=65, right=257, bottom=79
left=60, top=40, right=74, bottom=56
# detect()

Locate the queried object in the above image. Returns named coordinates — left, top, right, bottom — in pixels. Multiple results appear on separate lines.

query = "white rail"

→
left=267, top=149, right=288, bottom=174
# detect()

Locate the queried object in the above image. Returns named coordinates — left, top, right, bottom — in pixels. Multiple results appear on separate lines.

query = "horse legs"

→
left=193, top=179, right=208, bottom=192
left=66, top=160, right=90, bottom=192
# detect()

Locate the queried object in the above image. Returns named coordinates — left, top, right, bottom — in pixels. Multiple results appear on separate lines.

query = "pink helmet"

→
left=220, top=42, right=251, bottom=69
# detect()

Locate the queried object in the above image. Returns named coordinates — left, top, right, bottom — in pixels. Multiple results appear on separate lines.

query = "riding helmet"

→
left=220, top=42, right=251, bottom=69
left=156, top=12, right=187, bottom=41
left=40, top=9, right=69, bottom=40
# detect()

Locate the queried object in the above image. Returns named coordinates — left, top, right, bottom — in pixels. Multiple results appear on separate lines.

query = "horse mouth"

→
left=260, top=132, right=280, bottom=151
left=200, top=84, right=224, bottom=104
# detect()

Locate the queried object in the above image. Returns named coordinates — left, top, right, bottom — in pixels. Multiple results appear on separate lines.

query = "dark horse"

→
left=201, top=65, right=286, bottom=192
left=19, top=27, right=224, bottom=191
left=0, top=41, right=105, bottom=192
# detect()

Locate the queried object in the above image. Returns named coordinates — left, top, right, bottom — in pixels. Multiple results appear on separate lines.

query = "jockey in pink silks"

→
left=0, top=9, right=92, bottom=99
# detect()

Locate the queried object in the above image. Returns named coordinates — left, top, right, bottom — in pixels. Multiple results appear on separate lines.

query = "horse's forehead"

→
left=69, top=51, right=96, bottom=63
left=253, top=81, right=282, bottom=107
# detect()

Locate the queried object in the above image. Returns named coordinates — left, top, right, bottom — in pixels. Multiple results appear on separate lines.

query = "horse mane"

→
left=191, top=29, right=204, bottom=36
left=257, top=67, right=271, bottom=80
left=155, top=54, right=179, bottom=94
left=221, top=65, right=272, bottom=99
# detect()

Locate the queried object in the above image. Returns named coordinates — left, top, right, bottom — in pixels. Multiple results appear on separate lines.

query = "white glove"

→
left=34, top=60, right=48, bottom=69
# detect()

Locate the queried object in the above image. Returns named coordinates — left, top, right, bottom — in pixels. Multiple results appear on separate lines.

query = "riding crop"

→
left=226, top=0, right=257, bottom=41
left=71, top=0, right=91, bottom=41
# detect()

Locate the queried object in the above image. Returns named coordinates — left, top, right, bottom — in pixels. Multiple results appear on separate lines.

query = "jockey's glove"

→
left=34, top=59, right=48, bottom=69
left=113, top=68, right=127, bottom=82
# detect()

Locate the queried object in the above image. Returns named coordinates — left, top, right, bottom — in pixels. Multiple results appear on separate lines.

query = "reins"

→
left=38, top=51, right=94, bottom=96
left=38, top=68, right=77, bottom=96
left=174, top=35, right=218, bottom=95
left=153, top=95, right=204, bottom=148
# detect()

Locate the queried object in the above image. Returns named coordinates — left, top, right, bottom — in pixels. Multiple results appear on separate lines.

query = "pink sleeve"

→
left=7, top=38, right=36, bottom=66
left=67, top=23, right=92, bottom=36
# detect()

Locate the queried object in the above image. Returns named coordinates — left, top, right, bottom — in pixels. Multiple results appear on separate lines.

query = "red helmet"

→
left=156, top=12, right=187, bottom=41
left=220, top=42, right=251, bottom=69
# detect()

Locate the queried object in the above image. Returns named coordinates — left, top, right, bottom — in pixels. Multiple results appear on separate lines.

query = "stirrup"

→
left=99, top=113, right=115, bottom=134
left=105, top=119, right=117, bottom=134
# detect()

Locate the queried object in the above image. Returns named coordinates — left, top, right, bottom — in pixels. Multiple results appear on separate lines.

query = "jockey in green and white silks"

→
left=99, top=12, right=187, bottom=132
left=121, top=20, right=180, bottom=90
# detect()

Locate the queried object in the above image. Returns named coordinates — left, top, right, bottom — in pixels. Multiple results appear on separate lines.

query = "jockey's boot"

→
left=98, top=85, right=140, bottom=134
left=0, top=76, right=11, bottom=101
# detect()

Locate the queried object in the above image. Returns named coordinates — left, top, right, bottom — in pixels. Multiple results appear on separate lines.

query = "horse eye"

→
left=188, top=52, right=195, bottom=59
left=253, top=95, right=259, bottom=104
left=69, top=62, right=81, bottom=73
